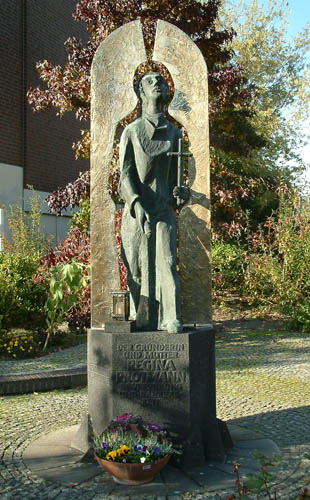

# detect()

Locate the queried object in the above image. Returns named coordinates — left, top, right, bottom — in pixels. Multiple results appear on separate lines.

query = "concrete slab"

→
left=110, top=472, right=168, bottom=497
left=207, top=462, right=237, bottom=476
left=226, top=455, right=261, bottom=473
left=23, top=426, right=82, bottom=472
left=24, top=426, right=80, bottom=447
left=187, top=465, right=236, bottom=491
left=37, top=462, right=102, bottom=485
left=21, top=424, right=282, bottom=495
left=234, top=438, right=281, bottom=455
left=227, top=423, right=262, bottom=441
left=24, top=450, right=81, bottom=471
left=160, top=464, right=203, bottom=493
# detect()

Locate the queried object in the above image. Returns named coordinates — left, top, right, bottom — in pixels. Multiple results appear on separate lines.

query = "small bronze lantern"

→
left=111, top=290, right=130, bottom=321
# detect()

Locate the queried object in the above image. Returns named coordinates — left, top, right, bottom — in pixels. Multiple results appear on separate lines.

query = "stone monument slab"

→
left=86, top=328, right=226, bottom=467
left=153, top=20, right=212, bottom=324
left=73, top=19, right=232, bottom=469
left=90, top=20, right=146, bottom=328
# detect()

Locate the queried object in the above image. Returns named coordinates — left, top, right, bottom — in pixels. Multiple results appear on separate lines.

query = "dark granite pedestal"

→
left=72, top=327, right=232, bottom=467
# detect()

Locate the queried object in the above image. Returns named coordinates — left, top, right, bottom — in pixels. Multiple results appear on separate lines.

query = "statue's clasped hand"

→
left=173, top=185, right=190, bottom=202
left=134, top=200, right=151, bottom=238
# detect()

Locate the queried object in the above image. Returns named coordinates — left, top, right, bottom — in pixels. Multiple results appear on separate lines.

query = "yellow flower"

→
left=118, top=445, right=131, bottom=456
left=106, top=451, right=118, bottom=461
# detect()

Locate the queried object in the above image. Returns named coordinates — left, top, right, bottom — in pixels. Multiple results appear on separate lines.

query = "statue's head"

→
left=135, top=72, right=170, bottom=105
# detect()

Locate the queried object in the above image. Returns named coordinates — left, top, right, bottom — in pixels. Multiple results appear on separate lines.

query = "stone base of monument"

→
left=72, top=327, right=233, bottom=467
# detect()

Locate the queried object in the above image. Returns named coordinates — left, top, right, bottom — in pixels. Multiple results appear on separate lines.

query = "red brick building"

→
left=0, top=0, right=88, bottom=244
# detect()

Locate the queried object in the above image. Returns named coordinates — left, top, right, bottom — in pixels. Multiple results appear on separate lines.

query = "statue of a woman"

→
left=119, top=72, right=188, bottom=333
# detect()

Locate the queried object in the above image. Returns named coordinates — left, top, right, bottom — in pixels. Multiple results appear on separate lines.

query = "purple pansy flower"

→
left=155, top=447, right=161, bottom=455
left=143, top=445, right=148, bottom=452
left=115, top=413, right=133, bottom=422
left=148, top=424, right=163, bottom=432
left=102, top=442, right=109, bottom=450
left=136, top=445, right=143, bottom=452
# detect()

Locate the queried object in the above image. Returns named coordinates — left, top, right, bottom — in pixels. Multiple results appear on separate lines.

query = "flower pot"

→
left=94, top=452, right=171, bottom=485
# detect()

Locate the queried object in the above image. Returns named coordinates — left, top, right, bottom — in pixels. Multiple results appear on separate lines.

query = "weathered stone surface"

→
left=104, top=320, right=136, bottom=333
left=86, top=328, right=225, bottom=466
left=90, top=20, right=146, bottom=328
left=153, top=20, right=211, bottom=324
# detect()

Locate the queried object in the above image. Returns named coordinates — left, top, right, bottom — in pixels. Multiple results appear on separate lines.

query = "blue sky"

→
left=244, top=0, right=310, bottom=35
left=283, top=0, right=310, bottom=36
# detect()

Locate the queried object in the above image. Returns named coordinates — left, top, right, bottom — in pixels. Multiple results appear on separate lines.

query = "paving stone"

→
left=160, top=464, right=203, bottom=493
left=186, top=466, right=235, bottom=491
left=111, top=471, right=168, bottom=497
left=24, top=451, right=82, bottom=471
left=35, top=462, right=102, bottom=485
left=227, top=424, right=262, bottom=441
left=1, top=330, right=310, bottom=499
left=233, top=438, right=281, bottom=455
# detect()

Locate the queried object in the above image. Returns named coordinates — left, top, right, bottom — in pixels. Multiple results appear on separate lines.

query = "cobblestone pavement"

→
left=0, top=344, right=87, bottom=375
left=0, top=329, right=310, bottom=500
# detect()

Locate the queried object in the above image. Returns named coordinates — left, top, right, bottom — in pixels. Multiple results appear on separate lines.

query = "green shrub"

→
left=43, top=260, right=90, bottom=350
left=244, top=253, right=280, bottom=306
left=244, top=189, right=310, bottom=330
left=0, top=252, right=47, bottom=328
left=0, top=190, right=48, bottom=328
left=0, top=329, right=42, bottom=359
left=70, top=198, right=90, bottom=232
left=211, top=240, right=247, bottom=292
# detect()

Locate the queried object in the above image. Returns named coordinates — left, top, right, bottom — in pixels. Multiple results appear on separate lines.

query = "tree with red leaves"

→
left=28, top=0, right=278, bottom=238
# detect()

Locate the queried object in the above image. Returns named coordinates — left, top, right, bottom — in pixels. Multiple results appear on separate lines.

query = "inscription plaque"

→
left=113, top=341, right=187, bottom=409
left=114, top=343, right=187, bottom=408
left=83, top=328, right=226, bottom=467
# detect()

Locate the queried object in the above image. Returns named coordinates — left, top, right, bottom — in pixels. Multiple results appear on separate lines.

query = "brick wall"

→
left=0, top=1, right=23, bottom=167
left=0, top=0, right=89, bottom=192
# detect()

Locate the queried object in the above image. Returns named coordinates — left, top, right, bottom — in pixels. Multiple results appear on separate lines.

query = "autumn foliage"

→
left=26, top=0, right=275, bottom=239
left=35, top=227, right=91, bottom=331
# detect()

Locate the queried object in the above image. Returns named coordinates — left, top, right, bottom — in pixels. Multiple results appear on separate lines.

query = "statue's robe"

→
left=119, top=113, right=182, bottom=330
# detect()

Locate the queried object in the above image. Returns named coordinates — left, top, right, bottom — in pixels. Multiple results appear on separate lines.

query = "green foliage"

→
left=0, top=193, right=48, bottom=329
left=43, top=261, right=90, bottom=350
left=244, top=253, right=280, bottom=306
left=227, top=452, right=281, bottom=500
left=244, top=190, right=310, bottom=330
left=93, top=414, right=181, bottom=464
left=4, top=189, right=48, bottom=256
left=212, top=240, right=246, bottom=292
left=0, top=329, right=42, bottom=359
left=0, top=253, right=46, bottom=329
left=218, top=0, right=310, bottom=180
left=70, top=197, right=90, bottom=232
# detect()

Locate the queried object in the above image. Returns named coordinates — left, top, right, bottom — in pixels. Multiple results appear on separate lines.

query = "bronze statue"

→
left=119, top=72, right=189, bottom=333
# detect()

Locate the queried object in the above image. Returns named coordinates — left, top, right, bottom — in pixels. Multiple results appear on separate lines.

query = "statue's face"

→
left=140, top=73, right=170, bottom=102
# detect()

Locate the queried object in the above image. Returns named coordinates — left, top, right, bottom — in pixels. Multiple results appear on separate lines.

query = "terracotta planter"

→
left=94, top=452, right=171, bottom=485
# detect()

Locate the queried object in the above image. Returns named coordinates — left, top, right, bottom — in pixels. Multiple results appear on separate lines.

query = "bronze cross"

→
left=167, top=138, right=193, bottom=206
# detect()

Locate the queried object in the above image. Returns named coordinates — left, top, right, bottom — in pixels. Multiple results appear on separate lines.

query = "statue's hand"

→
left=173, top=186, right=190, bottom=202
left=134, top=200, right=149, bottom=234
